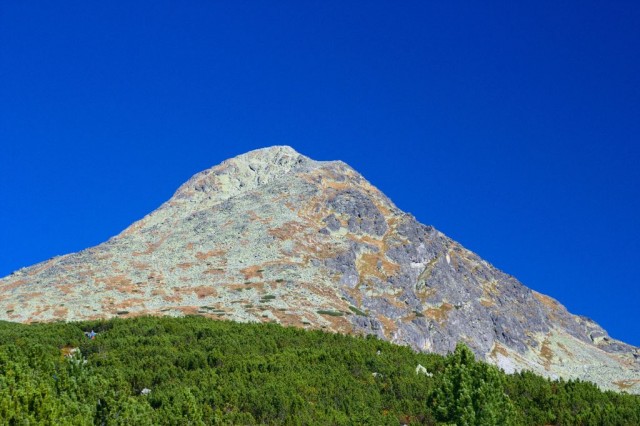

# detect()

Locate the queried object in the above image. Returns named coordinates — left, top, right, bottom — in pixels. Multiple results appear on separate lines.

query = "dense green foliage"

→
left=0, top=316, right=638, bottom=425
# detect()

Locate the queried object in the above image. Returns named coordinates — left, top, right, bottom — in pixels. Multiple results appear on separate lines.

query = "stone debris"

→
left=415, top=364, right=432, bottom=377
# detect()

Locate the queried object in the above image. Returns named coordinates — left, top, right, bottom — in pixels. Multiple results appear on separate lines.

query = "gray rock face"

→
left=0, top=145, right=638, bottom=393
left=328, top=189, right=388, bottom=236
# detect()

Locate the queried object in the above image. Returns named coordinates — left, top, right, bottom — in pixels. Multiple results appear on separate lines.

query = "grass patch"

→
left=200, top=307, right=225, bottom=313
left=317, top=310, right=344, bottom=317
left=348, top=306, right=367, bottom=316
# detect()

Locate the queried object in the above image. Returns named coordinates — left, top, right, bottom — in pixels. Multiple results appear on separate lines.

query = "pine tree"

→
left=432, top=343, right=517, bottom=426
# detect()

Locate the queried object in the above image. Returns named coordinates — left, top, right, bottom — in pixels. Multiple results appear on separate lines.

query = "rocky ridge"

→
left=1, top=146, right=638, bottom=393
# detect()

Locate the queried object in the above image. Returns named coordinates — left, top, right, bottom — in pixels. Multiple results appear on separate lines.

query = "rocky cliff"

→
left=1, top=146, right=638, bottom=392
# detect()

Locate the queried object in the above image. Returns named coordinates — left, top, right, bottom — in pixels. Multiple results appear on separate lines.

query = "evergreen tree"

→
left=432, top=343, right=517, bottom=425
left=0, top=317, right=638, bottom=424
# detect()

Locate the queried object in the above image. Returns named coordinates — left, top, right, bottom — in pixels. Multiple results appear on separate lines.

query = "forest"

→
left=0, top=315, right=638, bottom=425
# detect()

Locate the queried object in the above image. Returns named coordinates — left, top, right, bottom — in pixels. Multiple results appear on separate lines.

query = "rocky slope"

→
left=1, top=146, right=638, bottom=392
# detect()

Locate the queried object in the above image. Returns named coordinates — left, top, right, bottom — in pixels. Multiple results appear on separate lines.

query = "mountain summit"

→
left=1, top=146, right=638, bottom=392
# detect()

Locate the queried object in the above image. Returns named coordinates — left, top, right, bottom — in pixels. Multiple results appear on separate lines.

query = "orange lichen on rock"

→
left=377, top=314, right=399, bottom=339
left=119, top=220, right=146, bottom=237
left=425, top=303, right=453, bottom=324
left=53, top=307, right=68, bottom=318
left=163, top=291, right=183, bottom=303
left=533, top=292, right=563, bottom=322
left=540, top=338, right=554, bottom=369
left=247, top=210, right=272, bottom=225
left=556, top=342, right=574, bottom=358
left=112, top=298, right=145, bottom=311
left=346, top=233, right=382, bottom=249
left=268, top=309, right=306, bottom=328
left=533, top=292, right=561, bottom=311
left=132, top=233, right=172, bottom=256
left=131, top=261, right=151, bottom=270
left=491, top=342, right=510, bottom=358
left=203, top=268, right=224, bottom=275
left=297, top=238, right=340, bottom=261
left=95, top=275, right=138, bottom=293
left=269, top=218, right=340, bottom=261
left=0, top=278, right=28, bottom=293
left=316, top=311, right=353, bottom=334
left=195, top=249, right=226, bottom=261
left=268, top=221, right=308, bottom=240
left=176, top=306, right=199, bottom=315
left=240, top=265, right=264, bottom=280
left=613, top=379, right=640, bottom=390
left=191, top=285, right=217, bottom=299
left=482, top=279, right=499, bottom=298
left=480, top=298, right=495, bottom=307
left=356, top=252, right=400, bottom=282
left=26, top=260, right=58, bottom=277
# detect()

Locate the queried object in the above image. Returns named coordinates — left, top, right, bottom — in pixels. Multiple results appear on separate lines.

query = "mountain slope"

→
left=1, top=146, right=638, bottom=392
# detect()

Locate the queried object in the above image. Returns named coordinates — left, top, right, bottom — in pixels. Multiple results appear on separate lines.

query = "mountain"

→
left=1, top=146, right=638, bottom=392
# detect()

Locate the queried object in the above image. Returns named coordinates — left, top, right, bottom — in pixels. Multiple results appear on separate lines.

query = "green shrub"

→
left=316, top=310, right=344, bottom=316
left=348, top=306, right=367, bottom=316
left=0, top=317, right=637, bottom=424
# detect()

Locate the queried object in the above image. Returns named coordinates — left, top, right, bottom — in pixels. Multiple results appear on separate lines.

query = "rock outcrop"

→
left=1, top=146, right=638, bottom=392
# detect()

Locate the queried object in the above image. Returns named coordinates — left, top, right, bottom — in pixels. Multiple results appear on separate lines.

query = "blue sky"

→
left=1, top=2, right=638, bottom=346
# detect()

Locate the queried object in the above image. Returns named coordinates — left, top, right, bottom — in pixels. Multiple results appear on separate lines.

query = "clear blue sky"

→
left=1, top=2, right=638, bottom=346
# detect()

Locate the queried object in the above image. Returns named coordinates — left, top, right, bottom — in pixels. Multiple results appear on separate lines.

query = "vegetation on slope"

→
left=0, top=316, right=638, bottom=425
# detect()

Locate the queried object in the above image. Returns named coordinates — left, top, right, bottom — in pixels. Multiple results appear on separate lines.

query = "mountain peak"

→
left=222, top=145, right=310, bottom=167
left=171, top=145, right=318, bottom=204
left=242, top=144, right=302, bottom=157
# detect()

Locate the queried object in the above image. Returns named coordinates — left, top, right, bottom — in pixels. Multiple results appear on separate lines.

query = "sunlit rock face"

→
left=1, top=146, right=639, bottom=393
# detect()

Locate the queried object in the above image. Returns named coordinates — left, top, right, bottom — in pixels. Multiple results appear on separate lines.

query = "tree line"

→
left=0, top=316, right=638, bottom=425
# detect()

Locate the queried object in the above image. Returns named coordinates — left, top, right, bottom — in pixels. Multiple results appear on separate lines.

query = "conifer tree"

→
left=432, top=343, right=517, bottom=425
